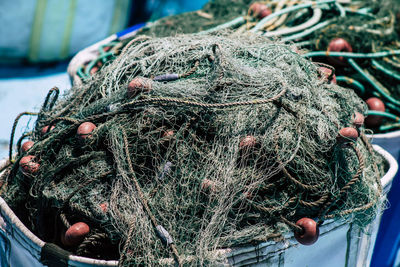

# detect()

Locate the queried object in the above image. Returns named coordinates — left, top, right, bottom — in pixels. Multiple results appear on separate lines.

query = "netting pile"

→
left=301, top=0, right=400, bottom=132
left=140, top=0, right=251, bottom=37
left=1, top=33, right=386, bottom=266
left=128, top=0, right=400, bottom=133
left=307, top=1, right=398, bottom=51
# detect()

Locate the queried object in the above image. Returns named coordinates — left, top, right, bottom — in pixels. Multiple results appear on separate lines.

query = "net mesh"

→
left=1, top=33, right=386, bottom=266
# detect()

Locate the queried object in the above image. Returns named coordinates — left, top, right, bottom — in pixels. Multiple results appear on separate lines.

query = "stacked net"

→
left=301, top=0, right=400, bottom=132
left=140, top=0, right=252, bottom=37
left=0, top=33, right=386, bottom=266
left=130, top=0, right=400, bottom=133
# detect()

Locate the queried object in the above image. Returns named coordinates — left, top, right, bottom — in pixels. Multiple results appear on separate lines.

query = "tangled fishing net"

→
left=304, top=0, right=399, bottom=52
left=131, top=0, right=400, bottom=133
left=0, top=33, right=386, bottom=266
left=301, top=0, right=400, bottom=132
left=140, top=0, right=252, bottom=37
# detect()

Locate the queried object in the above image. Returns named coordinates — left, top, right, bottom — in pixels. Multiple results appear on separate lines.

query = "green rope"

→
left=336, top=76, right=366, bottom=96
left=380, top=123, right=400, bottom=132
left=283, top=20, right=332, bottom=42
left=372, top=59, right=400, bottom=81
left=84, top=51, right=115, bottom=76
left=99, top=42, right=119, bottom=56
left=303, top=50, right=400, bottom=59
left=367, top=110, right=400, bottom=122
left=385, top=102, right=400, bottom=113
left=198, top=16, right=246, bottom=34
left=335, top=2, right=345, bottom=17
left=9, top=112, right=39, bottom=162
left=343, top=7, right=374, bottom=18
left=251, top=0, right=336, bottom=33
left=77, top=65, right=87, bottom=80
left=348, top=58, right=400, bottom=108
left=122, top=88, right=286, bottom=110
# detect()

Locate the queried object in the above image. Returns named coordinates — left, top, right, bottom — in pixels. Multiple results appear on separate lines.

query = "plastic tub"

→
left=0, top=145, right=397, bottom=266
left=369, top=131, right=400, bottom=162
left=369, top=131, right=400, bottom=267
left=67, top=23, right=145, bottom=85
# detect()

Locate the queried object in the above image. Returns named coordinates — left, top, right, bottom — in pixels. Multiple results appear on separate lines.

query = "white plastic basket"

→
left=368, top=131, right=400, bottom=161
left=0, top=145, right=397, bottom=266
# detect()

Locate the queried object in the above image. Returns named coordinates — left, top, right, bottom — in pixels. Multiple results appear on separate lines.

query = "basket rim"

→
left=367, top=130, right=400, bottom=139
left=0, top=144, right=397, bottom=266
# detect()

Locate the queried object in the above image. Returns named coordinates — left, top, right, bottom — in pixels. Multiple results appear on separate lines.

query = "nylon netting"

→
left=0, top=33, right=386, bottom=266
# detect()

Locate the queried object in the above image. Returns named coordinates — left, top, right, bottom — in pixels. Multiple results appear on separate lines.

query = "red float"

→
left=249, top=3, right=271, bottom=19
left=127, top=77, right=152, bottom=98
left=353, top=112, right=365, bottom=128
left=365, top=97, right=385, bottom=128
left=100, top=203, right=107, bottom=213
left=41, top=125, right=55, bottom=135
left=337, top=127, right=358, bottom=144
left=63, top=222, right=90, bottom=246
left=318, top=66, right=336, bottom=84
left=21, top=141, right=34, bottom=153
left=201, top=179, right=216, bottom=192
left=89, top=66, right=99, bottom=75
left=294, top=218, right=319, bottom=245
left=19, top=155, right=40, bottom=174
left=162, top=130, right=175, bottom=138
left=327, top=38, right=353, bottom=66
left=77, top=122, right=97, bottom=140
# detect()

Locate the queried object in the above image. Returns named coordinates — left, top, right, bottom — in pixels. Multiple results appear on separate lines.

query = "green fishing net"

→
left=1, top=32, right=386, bottom=266
left=132, top=0, right=400, bottom=133
left=140, top=0, right=252, bottom=36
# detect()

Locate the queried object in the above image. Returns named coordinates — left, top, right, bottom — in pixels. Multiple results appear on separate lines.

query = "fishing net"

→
left=133, top=0, right=400, bottom=133
left=76, top=0, right=337, bottom=82
left=138, top=0, right=346, bottom=37
left=1, top=33, right=386, bottom=266
left=305, top=1, right=397, bottom=52
left=301, top=0, right=400, bottom=133
left=140, top=0, right=252, bottom=37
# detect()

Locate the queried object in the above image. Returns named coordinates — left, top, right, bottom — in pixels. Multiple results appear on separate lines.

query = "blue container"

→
left=371, top=131, right=400, bottom=267
left=0, top=0, right=133, bottom=63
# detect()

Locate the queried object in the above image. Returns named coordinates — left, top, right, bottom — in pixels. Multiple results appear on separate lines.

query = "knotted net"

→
left=0, top=33, right=386, bottom=266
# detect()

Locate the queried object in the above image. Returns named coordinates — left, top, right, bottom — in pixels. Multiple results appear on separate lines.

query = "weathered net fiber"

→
left=301, top=0, right=400, bottom=132
left=1, top=33, right=386, bottom=266
left=140, top=0, right=252, bottom=37
left=307, top=0, right=399, bottom=52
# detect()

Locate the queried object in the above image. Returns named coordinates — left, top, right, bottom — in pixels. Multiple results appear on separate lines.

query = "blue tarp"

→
left=0, top=65, right=70, bottom=159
